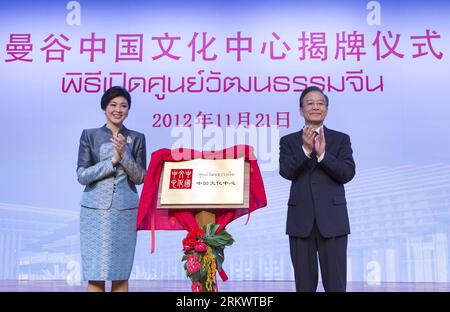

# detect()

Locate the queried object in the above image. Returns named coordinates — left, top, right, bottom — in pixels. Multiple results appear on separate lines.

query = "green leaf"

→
left=210, top=247, right=225, bottom=271
left=191, top=271, right=200, bottom=281
left=210, top=224, right=220, bottom=235
left=203, top=224, right=210, bottom=236
left=203, top=223, right=220, bottom=237
left=199, top=265, right=207, bottom=279
left=205, top=223, right=214, bottom=237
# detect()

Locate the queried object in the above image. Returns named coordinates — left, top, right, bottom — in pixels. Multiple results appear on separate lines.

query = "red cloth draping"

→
left=136, top=145, right=267, bottom=253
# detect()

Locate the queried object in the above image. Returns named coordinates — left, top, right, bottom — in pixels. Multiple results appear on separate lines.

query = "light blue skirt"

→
left=80, top=206, right=137, bottom=281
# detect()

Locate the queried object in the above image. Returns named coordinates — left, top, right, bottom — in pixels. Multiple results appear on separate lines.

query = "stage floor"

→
left=0, top=280, right=449, bottom=292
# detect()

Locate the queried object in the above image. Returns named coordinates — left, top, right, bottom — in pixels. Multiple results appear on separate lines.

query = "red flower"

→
left=187, top=228, right=205, bottom=240
left=182, top=228, right=205, bottom=251
left=186, top=253, right=200, bottom=274
left=194, top=240, right=207, bottom=252
left=182, top=237, right=195, bottom=251
left=191, top=281, right=202, bottom=292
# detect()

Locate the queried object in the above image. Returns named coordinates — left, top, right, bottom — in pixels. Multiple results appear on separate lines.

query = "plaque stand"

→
left=195, top=210, right=216, bottom=227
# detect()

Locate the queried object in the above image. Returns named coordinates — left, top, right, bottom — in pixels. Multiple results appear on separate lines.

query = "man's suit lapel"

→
left=323, top=126, right=335, bottom=152
left=295, top=130, right=303, bottom=151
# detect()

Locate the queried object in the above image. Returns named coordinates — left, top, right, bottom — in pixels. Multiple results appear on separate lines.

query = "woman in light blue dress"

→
left=77, top=86, right=146, bottom=292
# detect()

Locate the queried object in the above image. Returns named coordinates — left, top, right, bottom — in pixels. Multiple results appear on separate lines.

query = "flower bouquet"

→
left=182, top=223, right=234, bottom=292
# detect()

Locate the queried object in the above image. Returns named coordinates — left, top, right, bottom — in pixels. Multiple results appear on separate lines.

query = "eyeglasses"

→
left=304, top=102, right=327, bottom=109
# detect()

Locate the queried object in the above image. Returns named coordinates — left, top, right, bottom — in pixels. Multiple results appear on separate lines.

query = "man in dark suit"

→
left=279, top=86, right=355, bottom=292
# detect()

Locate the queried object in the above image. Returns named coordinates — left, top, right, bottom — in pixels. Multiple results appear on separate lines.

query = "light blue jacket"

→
left=77, top=125, right=147, bottom=210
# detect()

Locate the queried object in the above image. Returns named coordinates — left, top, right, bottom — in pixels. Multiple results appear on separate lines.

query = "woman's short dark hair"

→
left=101, top=86, right=131, bottom=110
left=299, top=86, right=329, bottom=108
